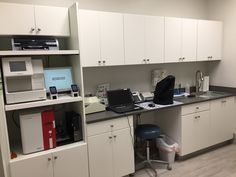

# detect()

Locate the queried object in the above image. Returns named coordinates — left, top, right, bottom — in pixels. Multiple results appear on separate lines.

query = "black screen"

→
left=49, top=86, right=57, bottom=94
left=107, top=89, right=133, bottom=107
left=71, top=84, right=79, bottom=92
left=9, top=61, right=26, bottom=72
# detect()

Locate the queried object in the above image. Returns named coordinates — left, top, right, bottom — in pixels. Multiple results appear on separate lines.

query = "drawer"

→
left=87, top=116, right=133, bottom=136
left=181, top=102, right=210, bottom=115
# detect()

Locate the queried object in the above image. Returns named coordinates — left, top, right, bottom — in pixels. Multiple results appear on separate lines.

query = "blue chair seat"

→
left=136, top=124, right=160, bottom=140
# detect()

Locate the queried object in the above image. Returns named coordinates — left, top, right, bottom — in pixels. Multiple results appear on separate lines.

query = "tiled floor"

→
left=132, top=144, right=236, bottom=177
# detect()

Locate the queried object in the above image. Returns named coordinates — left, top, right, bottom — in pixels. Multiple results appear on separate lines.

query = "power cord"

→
left=127, top=116, right=134, bottom=148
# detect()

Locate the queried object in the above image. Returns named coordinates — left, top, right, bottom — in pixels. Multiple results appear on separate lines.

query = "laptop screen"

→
left=107, top=89, right=133, bottom=107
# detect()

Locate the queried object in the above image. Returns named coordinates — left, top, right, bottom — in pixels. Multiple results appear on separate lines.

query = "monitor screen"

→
left=44, top=67, right=73, bottom=92
left=107, top=89, right=133, bottom=107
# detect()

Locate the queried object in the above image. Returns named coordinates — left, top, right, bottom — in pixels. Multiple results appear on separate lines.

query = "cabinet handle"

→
left=109, top=136, right=112, bottom=139
left=196, top=107, right=199, bottom=110
left=221, top=100, right=227, bottom=103
left=48, top=158, right=52, bottom=161
left=113, top=135, right=117, bottom=138
left=30, top=27, right=35, bottom=32
left=182, top=57, right=185, bottom=60
left=54, top=156, right=58, bottom=160
left=110, top=125, right=114, bottom=128
left=179, top=58, right=182, bottom=61
left=103, top=60, right=106, bottom=64
left=98, top=61, right=101, bottom=65
left=37, top=28, right=42, bottom=32
left=147, top=59, right=150, bottom=63
left=143, top=59, right=146, bottom=63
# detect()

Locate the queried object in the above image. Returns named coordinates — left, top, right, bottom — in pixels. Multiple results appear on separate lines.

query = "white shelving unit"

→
left=5, top=95, right=83, bottom=111
left=0, top=50, right=79, bottom=57
left=0, top=3, right=89, bottom=177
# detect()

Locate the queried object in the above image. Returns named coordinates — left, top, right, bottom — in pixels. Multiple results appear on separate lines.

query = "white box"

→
left=20, top=112, right=44, bottom=154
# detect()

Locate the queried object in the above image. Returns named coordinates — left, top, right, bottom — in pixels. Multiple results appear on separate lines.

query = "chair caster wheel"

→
left=129, top=173, right=135, bottom=177
left=167, top=165, right=172, bottom=170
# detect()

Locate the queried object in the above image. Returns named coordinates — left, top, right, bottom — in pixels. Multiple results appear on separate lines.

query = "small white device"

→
left=2, top=57, right=46, bottom=104
left=71, top=84, right=79, bottom=97
left=84, top=96, right=106, bottom=114
left=132, top=91, right=143, bottom=103
left=19, top=112, right=44, bottom=154
left=49, top=86, right=58, bottom=100
left=141, top=92, right=154, bottom=101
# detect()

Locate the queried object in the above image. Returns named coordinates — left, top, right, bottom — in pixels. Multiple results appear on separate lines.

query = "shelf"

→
left=10, top=141, right=87, bottom=163
left=5, top=95, right=83, bottom=111
left=0, top=50, right=79, bottom=57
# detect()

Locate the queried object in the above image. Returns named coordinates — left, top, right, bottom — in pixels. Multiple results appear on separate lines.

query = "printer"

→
left=11, top=37, right=59, bottom=51
left=84, top=96, right=106, bottom=114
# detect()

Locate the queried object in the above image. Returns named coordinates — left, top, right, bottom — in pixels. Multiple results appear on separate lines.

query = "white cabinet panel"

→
left=53, top=145, right=89, bottom=177
left=165, top=17, right=182, bottom=63
left=197, top=20, right=222, bottom=61
left=182, top=19, right=197, bottom=62
left=0, top=3, right=35, bottom=35
left=124, top=14, right=145, bottom=65
left=113, top=128, right=134, bottom=177
left=181, top=111, right=210, bottom=156
left=10, top=153, right=53, bottom=177
left=34, top=6, right=70, bottom=36
left=88, top=133, right=113, bottom=177
left=79, top=10, right=101, bottom=67
left=145, top=16, right=164, bottom=64
left=100, top=12, right=125, bottom=66
left=210, top=97, right=234, bottom=145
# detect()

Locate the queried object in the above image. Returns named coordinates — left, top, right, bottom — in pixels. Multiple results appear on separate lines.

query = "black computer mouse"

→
left=148, top=103, right=155, bottom=107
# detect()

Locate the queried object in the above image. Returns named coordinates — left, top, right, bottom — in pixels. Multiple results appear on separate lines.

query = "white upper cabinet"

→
left=79, top=10, right=125, bottom=67
left=34, top=6, right=70, bottom=36
left=124, top=14, right=145, bottom=65
left=197, top=20, right=223, bottom=61
left=165, top=17, right=197, bottom=63
left=124, top=14, right=164, bottom=65
left=165, top=17, right=182, bottom=63
left=0, top=3, right=35, bottom=35
left=182, top=19, right=198, bottom=62
left=0, top=2, right=70, bottom=36
left=79, top=10, right=101, bottom=67
left=144, top=16, right=165, bottom=64
left=100, top=12, right=125, bottom=66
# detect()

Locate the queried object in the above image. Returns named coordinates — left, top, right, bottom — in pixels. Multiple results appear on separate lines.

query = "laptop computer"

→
left=107, top=88, right=143, bottom=114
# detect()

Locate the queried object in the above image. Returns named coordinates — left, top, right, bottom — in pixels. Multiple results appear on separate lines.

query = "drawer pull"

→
left=110, top=125, right=114, bottom=128
left=196, top=107, right=199, bottom=109
left=109, top=136, right=112, bottom=139
left=221, top=100, right=227, bottom=103
left=113, top=135, right=117, bottom=138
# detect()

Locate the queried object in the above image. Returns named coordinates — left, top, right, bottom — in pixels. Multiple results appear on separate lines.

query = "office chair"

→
left=135, top=124, right=171, bottom=177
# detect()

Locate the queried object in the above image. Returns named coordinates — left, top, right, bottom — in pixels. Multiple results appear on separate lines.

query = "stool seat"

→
left=136, top=124, right=160, bottom=140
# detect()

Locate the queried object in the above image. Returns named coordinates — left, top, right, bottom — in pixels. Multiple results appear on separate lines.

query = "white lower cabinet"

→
left=87, top=116, right=134, bottom=177
left=210, top=97, right=235, bottom=145
left=181, top=110, right=211, bottom=156
left=10, top=144, right=89, bottom=177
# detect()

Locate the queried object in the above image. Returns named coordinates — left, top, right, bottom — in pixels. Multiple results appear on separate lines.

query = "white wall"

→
left=207, top=0, right=236, bottom=87
left=83, top=62, right=208, bottom=95
left=0, top=0, right=208, bottom=18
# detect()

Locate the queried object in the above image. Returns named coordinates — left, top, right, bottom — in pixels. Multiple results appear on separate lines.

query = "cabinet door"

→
left=0, top=3, right=35, bottom=35
left=53, top=144, right=89, bottom=177
left=197, top=20, right=222, bottom=61
left=165, top=17, right=182, bottom=63
left=88, top=133, right=113, bottom=177
left=79, top=10, right=101, bottom=67
left=181, top=111, right=210, bottom=155
left=100, top=12, right=125, bottom=66
left=124, top=14, right=145, bottom=65
left=145, top=16, right=164, bottom=64
left=182, top=19, right=197, bottom=62
left=10, top=153, right=53, bottom=177
left=34, top=5, right=70, bottom=36
left=210, top=98, right=234, bottom=145
left=113, top=128, right=134, bottom=177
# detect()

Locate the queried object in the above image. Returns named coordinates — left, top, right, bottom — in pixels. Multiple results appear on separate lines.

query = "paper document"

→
left=136, top=101, right=183, bottom=110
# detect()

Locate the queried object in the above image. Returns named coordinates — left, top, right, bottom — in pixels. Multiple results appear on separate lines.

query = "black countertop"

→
left=86, top=91, right=235, bottom=124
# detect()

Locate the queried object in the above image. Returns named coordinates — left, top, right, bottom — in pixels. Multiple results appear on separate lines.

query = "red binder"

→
left=41, top=110, right=56, bottom=150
